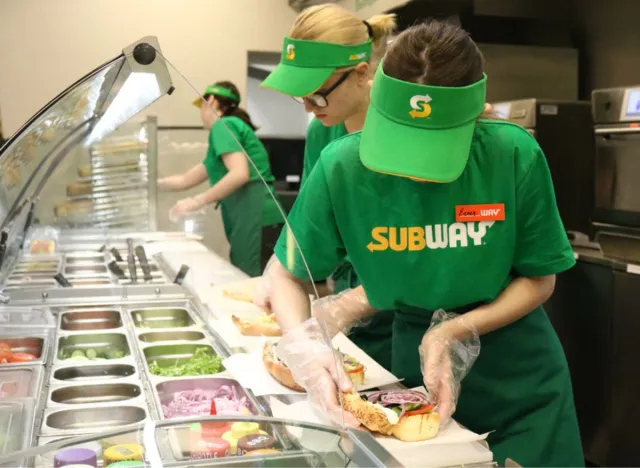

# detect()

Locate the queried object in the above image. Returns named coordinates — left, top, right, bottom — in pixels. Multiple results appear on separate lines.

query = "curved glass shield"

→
left=0, top=416, right=399, bottom=467
left=0, top=37, right=369, bottom=467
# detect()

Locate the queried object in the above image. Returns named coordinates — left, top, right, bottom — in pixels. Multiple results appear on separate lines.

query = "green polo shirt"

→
left=203, top=116, right=282, bottom=226
left=274, top=119, right=574, bottom=309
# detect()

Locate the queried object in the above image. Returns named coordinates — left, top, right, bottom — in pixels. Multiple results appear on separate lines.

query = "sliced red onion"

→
left=162, top=386, right=252, bottom=419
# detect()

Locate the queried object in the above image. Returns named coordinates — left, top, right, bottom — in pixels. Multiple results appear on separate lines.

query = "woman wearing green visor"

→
left=267, top=21, right=583, bottom=467
left=255, top=4, right=397, bottom=370
left=158, top=81, right=283, bottom=277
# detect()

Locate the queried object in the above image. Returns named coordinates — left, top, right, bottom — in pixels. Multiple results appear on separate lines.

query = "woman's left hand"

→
left=419, top=310, right=481, bottom=425
left=169, top=196, right=203, bottom=220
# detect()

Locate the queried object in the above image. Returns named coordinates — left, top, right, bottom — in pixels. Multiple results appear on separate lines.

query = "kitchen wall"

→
left=246, top=76, right=310, bottom=138
left=0, top=0, right=297, bottom=135
left=573, top=0, right=640, bottom=94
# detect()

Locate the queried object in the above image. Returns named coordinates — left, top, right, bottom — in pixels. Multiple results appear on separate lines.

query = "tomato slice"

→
left=0, top=348, right=12, bottom=362
left=0, top=343, right=11, bottom=349
left=405, top=404, right=435, bottom=416
left=8, top=353, right=37, bottom=363
left=346, top=364, right=365, bottom=374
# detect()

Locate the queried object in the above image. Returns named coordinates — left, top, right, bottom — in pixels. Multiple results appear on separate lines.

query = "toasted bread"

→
left=231, top=314, right=281, bottom=337
left=262, top=341, right=305, bottom=392
left=342, top=392, right=440, bottom=441
left=341, top=392, right=395, bottom=435
left=391, top=412, right=440, bottom=441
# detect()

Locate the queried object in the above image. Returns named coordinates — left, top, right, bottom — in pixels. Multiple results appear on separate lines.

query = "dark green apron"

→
left=220, top=182, right=265, bottom=278
left=393, top=305, right=584, bottom=467
left=333, top=262, right=394, bottom=372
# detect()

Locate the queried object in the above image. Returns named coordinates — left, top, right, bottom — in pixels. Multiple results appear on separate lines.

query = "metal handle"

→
left=110, top=247, right=123, bottom=262
left=53, top=273, right=72, bottom=288
left=107, top=261, right=127, bottom=280
left=173, top=264, right=189, bottom=285
left=126, top=238, right=137, bottom=284
left=135, top=245, right=153, bottom=282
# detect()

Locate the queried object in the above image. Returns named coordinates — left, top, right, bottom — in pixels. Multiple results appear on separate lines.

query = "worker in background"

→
left=255, top=3, right=397, bottom=370
left=265, top=20, right=584, bottom=467
left=158, top=81, right=283, bottom=277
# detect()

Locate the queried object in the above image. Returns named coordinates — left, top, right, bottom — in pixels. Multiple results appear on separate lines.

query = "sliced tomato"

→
left=0, top=342, right=11, bottom=349
left=405, top=404, right=435, bottom=416
left=0, top=348, right=12, bottom=362
left=8, top=353, right=37, bottom=363
left=346, top=364, right=365, bottom=374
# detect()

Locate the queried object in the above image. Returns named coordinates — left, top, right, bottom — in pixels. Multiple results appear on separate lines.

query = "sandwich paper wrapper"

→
left=269, top=390, right=493, bottom=467
left=222, top=333, right=401, bottom=396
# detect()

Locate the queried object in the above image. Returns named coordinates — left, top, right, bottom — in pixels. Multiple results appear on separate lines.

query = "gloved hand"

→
left=311, top=288, right=373, bottom=339
left=276, top=317, right=361, bottom=428
left=419, top=309, right=480, bottom=425
left=253, top=254, right=278, bottom=309
left=169, top=196, right=204, bottom=221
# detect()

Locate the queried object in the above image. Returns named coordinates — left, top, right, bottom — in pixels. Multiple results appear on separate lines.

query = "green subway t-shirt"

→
left=301, top=118, right=347, bottom=186
left=203, top=116, right=282, bottom=226
left=274, top=119, right=575, bottom=311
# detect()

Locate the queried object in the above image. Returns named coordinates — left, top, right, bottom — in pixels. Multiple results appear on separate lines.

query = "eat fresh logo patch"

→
left=456, top=204, right=505, bottom=222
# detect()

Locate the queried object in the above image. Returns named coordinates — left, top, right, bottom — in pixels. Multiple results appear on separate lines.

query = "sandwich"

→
left=223, top=289, right=271, bottom=314
left=342, top=389, right=439, bottom=442
left=262, top=341, right=366, bottom=392
left=232, top=314, right=281, bottom=337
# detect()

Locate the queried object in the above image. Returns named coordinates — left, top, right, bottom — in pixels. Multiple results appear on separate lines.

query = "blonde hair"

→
left=289, top=4, right=397, bottom=68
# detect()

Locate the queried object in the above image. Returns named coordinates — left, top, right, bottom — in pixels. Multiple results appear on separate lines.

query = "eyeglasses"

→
left=292, top=71, right=353, bottom=108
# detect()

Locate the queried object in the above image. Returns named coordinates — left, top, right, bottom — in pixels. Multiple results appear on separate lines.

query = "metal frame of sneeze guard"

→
left=0, top=36, right=174, bottom=303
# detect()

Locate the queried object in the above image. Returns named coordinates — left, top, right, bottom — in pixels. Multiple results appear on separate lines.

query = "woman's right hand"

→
left=276, top=318, right=362, bottom=428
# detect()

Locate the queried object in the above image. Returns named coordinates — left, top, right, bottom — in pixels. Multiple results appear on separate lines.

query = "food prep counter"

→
left=0, top=35, right=494, bottom=468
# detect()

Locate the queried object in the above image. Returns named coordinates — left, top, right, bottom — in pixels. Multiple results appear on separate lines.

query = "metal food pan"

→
left=137, top=330, right=206, bottom=343
left=154, top=377, right=257, bottom=420
left=4, top=280, right=56, bottom=290
left=143, top=344, right=224, bottom=378
left=64, top=265, right=108, bottom=275
left=119, top=278, right=166, bottom=286
left=52, top=363, right=137, bottom=383
left=59, top=310, right=123, bottom=331
left=116, top=261, right=160, bottom=272
left=48, top=382, right=143, bottom=407
left=68, top=278, right=113, bottom=287
left=55, top=333, right=131, bottom=365
left=0, top=366, right=43, bottom=398
left=130, top=308, right=195, bottom=329
left=64, top=252, right=107, bottom=264
left=40, top=404, right=148, bottom=435
left=8, top=272, right=57, bottom=280
left=0, top=335, right=47, bottom=366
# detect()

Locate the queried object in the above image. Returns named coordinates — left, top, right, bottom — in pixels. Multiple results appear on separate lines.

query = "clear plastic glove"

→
left=169, top=196, right=203, bottom=221
left=311, top=288, right=373, bottom=339
left=253, top=254, right=278, bottom=308
left=276, top=317, right=361, bottom=428
left=419, top=309, right=480, bottom=425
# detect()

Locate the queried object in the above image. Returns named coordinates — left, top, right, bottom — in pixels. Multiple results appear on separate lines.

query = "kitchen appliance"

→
left=591, top=85, right=640, bottom=262
left=490, top=99, right=594, bottom=235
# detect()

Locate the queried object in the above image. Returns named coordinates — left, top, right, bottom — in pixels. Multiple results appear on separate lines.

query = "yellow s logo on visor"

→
left=286, top=44, right=296, bottom=60
left=409, top=94, right=432, bottom=119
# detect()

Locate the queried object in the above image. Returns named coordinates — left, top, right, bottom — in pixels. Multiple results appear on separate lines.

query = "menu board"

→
left=623, top=88, right=640, bottom=119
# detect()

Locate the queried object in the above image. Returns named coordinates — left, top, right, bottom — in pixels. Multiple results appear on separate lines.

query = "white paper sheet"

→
left=268, top=394, right=493, bottom=467
left=221, top=333, right=401, bottom=396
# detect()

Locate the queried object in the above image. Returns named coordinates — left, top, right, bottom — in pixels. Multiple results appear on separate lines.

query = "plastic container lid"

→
left=0, top=369, right=35, bottom=398
left=0, top=307, right=55, bottom=331
left=106, top=462, right=145, bottom=467
left=0, top=397, right=36, bottom=468
left=103, top=444, right=144, bottom=467
left=53, top=448, right=97, bottom=467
